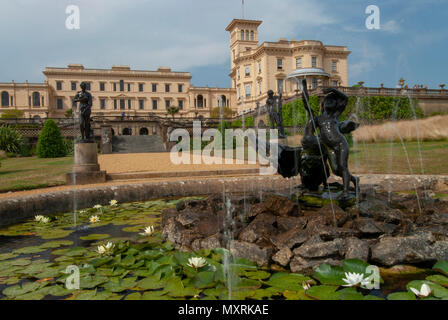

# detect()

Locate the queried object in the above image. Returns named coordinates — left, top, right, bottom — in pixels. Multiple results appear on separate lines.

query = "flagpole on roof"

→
left=242, top=0, right=245, bottom=19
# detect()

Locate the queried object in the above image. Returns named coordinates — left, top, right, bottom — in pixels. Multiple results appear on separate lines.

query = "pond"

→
left=0, top=197, right=447, bottom=300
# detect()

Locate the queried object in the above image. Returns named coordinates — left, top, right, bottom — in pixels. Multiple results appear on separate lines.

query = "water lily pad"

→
left=2, top=281, right=48, bottom=297
left=387, top=291, right=416, bottom=300
left=9, top=258, right=32, bottom=266
left=40, top=240, right=74, bottom=249
left=125, top=292, right=142, bottom=300
left=141, top=290, right=170, bottom=300
left=0, top=253, right=18, bottom=261
left=283, top=290, right=311, bottom=300
left=426, top=275, right=448, bottom=288
left=64, top=247, right=88, bottom=257
left=39, top=229, right=73, bottom=240
left=14, top=246, right=48, bottom=255
left=312, top=263, right=346, bottom=286
left=336, top=287, right=365, bottom=300
left=244, top=270, right=271, bottom=280
left=305, top=285, right=340, bottom=300
left=251, top=287, right=283, bottom=300
left=80, top=275, right=109, bottom=289
left=342, top=259, right=371, bottom=275
left=0, top=277, right=20, bottom=285
left=193, top=271, right=216, bottom=289
left=80, top=234, right=110, bottom=241
left=433, top=261, right=448, bottom=276
left=136, top=276, right=165, bottom=290
left=103, top=277, right=138, bottom=293
left=264, top=272, right=314, bottom=291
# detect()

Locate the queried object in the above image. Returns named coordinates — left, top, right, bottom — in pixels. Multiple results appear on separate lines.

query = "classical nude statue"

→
left=73, top=82, right=93, bottom=142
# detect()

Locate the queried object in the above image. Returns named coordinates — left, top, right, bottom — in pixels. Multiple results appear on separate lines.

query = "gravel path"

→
left=98, top=152, right=259, bottom=174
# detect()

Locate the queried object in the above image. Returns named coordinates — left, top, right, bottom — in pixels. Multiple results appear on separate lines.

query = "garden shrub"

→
left=36, top=119, right=67, bottom=158
left=0, top=125, right=26, bottom=154
left=281, top=95, right=424, bottom=127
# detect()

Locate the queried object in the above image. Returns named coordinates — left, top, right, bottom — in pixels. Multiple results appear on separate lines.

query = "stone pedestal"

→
left=66, top=143, right=107, bottom=185
left=100, top=125, right=113, bottom=154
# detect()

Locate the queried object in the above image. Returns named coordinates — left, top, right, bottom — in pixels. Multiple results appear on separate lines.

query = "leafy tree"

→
left=210, top=106, right=233, bottom=118
left=0, top=109, right=24, bottom=119
left=167, top=106, right=180, bottom=120
left=65, top=109, right=73, bottom=118
left=36, top=119, right=67, bottom=158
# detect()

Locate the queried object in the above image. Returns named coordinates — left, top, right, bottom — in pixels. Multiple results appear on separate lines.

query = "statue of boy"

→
left=73, top=82, right=93, bottom=142
left=266, top=90, right=286, bottom=138
left=302, top=80, right=359, bottom=198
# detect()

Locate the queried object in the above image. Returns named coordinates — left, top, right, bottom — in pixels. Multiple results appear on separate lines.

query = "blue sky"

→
left=0, top=0, right=447, bottom=89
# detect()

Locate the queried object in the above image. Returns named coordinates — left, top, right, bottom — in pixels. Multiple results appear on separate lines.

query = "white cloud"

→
left=382, top=20, right=401, bottom=34
left=350, top=41, right=385, bottom=79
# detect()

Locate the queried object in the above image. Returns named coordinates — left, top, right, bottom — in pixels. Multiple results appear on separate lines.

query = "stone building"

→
left=0, top=18, right=350, bottom=120
left=226, top=19, right=350, bottom=112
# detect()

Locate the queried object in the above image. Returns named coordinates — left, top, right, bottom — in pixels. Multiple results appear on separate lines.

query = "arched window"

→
left=197, top=95, right=204, bottom=108
left=246, top=30, right=249, bottom=40
left=1, top=91, right=9, bottom=107
left=122, top=128, right=132, bottom=136
left=32, top=92, right=40, bottom=107
left=241, top=30, right=244, bottom=40
left=139, top=128, right=149, bottom=136
left=219, top=95, right=227, bottom=107
left=250, top=31, right=254, bottom=41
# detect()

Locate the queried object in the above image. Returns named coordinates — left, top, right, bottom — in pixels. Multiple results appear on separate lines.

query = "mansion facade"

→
left=0, top=19, right=350, bottom=121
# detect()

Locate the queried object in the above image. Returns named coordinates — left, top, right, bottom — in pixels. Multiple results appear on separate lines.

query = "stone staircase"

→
left=112, top=135, right=166, bottom=153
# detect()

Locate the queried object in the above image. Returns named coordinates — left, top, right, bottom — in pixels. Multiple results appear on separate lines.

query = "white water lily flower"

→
left=139, top=226, right=155, bottom=236
left=40, top=217, right=50, bottom=224
left=93, top=204, right=102, bottom=209
left=342, top=272, right=369, bottom=288
left=89, top=215, right=100, bottom=224
left=97, top=242, right=115, bottom=255
left=410, top=284, right=432, bottom=298
left=35, top=215, right=44, bottom=222
left=79, top=210, right=87, bottom=215
left=109, top=200, right=118, bottom=207
left=187, top=257, right=208, bottom=269
left=302, top=281, right=311, bottom=291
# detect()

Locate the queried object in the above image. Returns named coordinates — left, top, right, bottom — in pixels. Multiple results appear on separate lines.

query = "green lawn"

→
left=0, top=140, right=446, bottom=193
left=0, top=156, right=73, bottom=193
left=349, top=140, right=448, bottom=175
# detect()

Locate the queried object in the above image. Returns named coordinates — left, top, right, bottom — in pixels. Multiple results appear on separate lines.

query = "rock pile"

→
left=162, top=188, right=448, bottom=273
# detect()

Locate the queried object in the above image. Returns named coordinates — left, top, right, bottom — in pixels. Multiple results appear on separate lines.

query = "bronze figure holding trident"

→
left=301, top=79, right=360, bottom=198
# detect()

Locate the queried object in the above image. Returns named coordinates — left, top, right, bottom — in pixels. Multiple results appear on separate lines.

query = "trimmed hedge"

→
left=281, top=95, right=423, bottom=126
left=36, top=119, right=67, bottom=158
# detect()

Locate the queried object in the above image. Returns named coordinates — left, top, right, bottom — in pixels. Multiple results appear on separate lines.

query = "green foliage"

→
left=65, top=109, right=73, bottom=118
left=343, top=96, right=424, bottom=121
left=0, top=109, right=24, bottom=119
left=230, top=116, right=254, bottom=128
left=166, top=106, right=180, bottom=119
left=210, top=107, right=233, bottom=119
left=281, top=95, right=423, bottom=127
left=0, top=125, right=26, bottom=154
left=36, top=119, right=67, bottom=158
left=281, top=96, right=320, bottom=126
left=62, top=138, right=74, bottom=156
